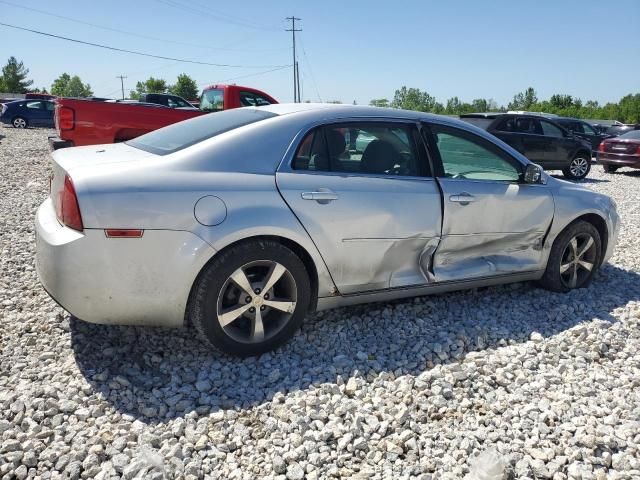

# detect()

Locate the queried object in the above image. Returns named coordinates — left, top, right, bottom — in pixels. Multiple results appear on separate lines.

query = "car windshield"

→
left=459, top=117, right=493, bottom=130
left=200, top=89, right=224, bottom=112
left=619, top=130, right=640, bottom=140
left=127, top=108, right=277, bottom=155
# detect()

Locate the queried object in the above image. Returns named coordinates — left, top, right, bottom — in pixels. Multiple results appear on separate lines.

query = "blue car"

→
left=0, top=99, right=55, bottom=128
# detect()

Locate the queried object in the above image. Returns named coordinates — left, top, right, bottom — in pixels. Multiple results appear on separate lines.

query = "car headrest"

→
left=361, top=140, right=397, bottom=174
left=326, top=129, right=346, bottom=156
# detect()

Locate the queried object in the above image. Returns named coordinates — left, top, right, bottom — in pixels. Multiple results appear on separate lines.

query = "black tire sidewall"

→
left=190, top=240, right=311, bottom=357
left=539, top=221, right=602, bottom=293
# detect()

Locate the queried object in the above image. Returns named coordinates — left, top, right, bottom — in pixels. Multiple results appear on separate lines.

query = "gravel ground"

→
left=1, top=125, right=639, bottom=480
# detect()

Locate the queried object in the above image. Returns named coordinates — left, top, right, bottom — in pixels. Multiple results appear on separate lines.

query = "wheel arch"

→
left=184, top=234, right=321, bottom=327
left=565, top=213, right=608, bottom=266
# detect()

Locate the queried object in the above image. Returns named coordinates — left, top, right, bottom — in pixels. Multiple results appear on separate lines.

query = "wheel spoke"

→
left=251, top=308, right=265, bottom=342
left=560, top=262, right=573, bottom=273
left=219, top=303, right=252, bottom=327
left=569, top=237, right=578, bottom=258
left=261, top=263, right=286, bottom=294
left=577, top=237, right=594, bottom=259
left=263, top=299, right=296, bottom=313
left=569, top=265, right=578, bottom=288
left=230, top=268, right=255, bottom=297
left=577, top=260, right=593, bottom=272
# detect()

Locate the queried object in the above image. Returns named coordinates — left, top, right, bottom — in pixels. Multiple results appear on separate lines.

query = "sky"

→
left=1, top=0, right=639, bottom=106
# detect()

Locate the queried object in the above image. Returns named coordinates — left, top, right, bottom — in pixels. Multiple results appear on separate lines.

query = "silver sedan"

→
left=35, top=104, right=619, bottom=356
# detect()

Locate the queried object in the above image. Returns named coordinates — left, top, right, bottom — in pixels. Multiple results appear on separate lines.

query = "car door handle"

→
left=449, top=193, right=476, bottom=204
left=301, top=190, right=339, bottom=201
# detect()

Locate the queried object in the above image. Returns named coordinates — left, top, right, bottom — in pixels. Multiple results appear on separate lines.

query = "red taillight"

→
left=58, top=106, right=74, bottom=131
left=636, top=145, right=640, bottom=155
left=56, top=175, right=83, bottom=231
left=598, top=141, right=606, bottom=152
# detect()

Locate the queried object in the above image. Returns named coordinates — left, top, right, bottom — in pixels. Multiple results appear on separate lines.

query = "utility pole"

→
left=285, top=16, right=301, bottom=103
left=116, top=75, right=127, bottom=100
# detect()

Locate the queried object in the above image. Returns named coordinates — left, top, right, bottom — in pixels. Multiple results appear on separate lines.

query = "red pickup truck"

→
left=49, top=84, right=278, bottom=149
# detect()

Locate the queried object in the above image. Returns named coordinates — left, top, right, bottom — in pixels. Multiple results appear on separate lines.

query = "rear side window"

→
left=515, top=117, right=543, bottom=135
left=540, top=120, right=564, bottom=138
left=240, top=91, right=273, bottom=107
left=200, top=89, right=224, bottom=112
left=292, top=123, right=428, bottom=177
left=127, top=108, right=277, bottom=155
left=26, top=101, right=43, bottom=110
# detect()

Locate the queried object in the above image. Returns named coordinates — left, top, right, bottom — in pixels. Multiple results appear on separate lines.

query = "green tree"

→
left=130, top=77, right=168, bottom=99
left=507, top=87, right=538, bottom=110
left=391, top=86, right=442, bottom=113
left=169, top=73, right=199, bottom=100
left=618, top=94, right=640, bottom=123
left=51, top=73, right=93, bottom=97
left=369, top=98, right=390, bottom=108
left=0, top=56, right=33, bottom=93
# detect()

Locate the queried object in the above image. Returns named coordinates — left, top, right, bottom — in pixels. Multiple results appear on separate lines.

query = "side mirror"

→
left=524, top=163, right=544, bottom=184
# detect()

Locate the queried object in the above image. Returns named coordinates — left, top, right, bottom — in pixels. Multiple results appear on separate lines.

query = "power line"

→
left=0, top=22, right=288, bottom=69
left=153, top=0, right=281, bottom=32
left=299, top=35, right=322, bottom=102
left=0, top=0, right=211, bottom=49
left=285, top=16, right=302, bottom=103
left=198, top=64, right=291, bottom=87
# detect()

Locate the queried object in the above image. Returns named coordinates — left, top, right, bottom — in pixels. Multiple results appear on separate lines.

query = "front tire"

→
left=12, top=116, right=27, bottom=128
left=189, top=239, right=311, bottom=357
left=563, top=155, right=591, bottom=180
left=603, top=164, right=619, bottom=173
left=539, top=221, right=601, bottom=293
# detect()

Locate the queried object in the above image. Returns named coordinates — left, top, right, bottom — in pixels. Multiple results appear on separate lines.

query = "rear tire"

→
left=188, top=239, right=311, bottom=357
left=562, top=154, right=591, bottom=180
left=603, top=164, right=619, bottom=173
left=538, top=221, right=601, bottom=293
left=12, top=117, right=27, bottom=128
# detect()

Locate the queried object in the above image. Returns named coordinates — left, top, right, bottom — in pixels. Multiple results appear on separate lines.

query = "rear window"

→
left=127, top=108, right=277, bottom=155
left=459, top=117, right=493, bottom=130
left=619, top=130, right=640, bottom=140
left=200, top=88, right=224, bottom=112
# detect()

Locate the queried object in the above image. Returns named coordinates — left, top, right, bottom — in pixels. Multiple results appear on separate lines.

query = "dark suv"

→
left=459, top=113, right=593, bottom=180
left=551, top=117, right=612, bottom=153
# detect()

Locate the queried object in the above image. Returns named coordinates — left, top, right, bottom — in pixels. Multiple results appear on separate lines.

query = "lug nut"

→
left=260, top=306, right=266, bottom=311
left=254, top=288, right=261, bottom=294
left=264, top=293, right=270, bottom=300
left=245, top=296, right=251, bottom=303
left=249, top=307, right=255, bottom=313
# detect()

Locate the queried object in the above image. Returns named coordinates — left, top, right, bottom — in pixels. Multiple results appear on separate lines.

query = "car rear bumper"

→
left=597, top=152, right=640, bottom=168
left=35, top=198, right=217, bottom=327
left=48, top=136, right=74, bottom=150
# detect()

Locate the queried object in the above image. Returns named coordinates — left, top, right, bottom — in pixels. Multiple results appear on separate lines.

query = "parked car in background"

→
left=138, top=93, right=197, bottom=109
left=597, top=130, right=640, bottom=172
left=35, top=104, right=619, bottom=356
left=552, top=117, right=613, bottom=154
left=606, top=123, right=640, bottom=137
left=25, top=92, right=56, bottom=101
left=0, top=99, right=55, bottom=128
left=199, top=84, right=278, bottom=112
left=460, top=113, right=593, bottom=179
left=49, top=84, right=278, bottom=149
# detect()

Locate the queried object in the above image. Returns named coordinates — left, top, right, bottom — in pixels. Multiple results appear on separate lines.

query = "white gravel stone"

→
left=1, top=126, right=640, bottom=478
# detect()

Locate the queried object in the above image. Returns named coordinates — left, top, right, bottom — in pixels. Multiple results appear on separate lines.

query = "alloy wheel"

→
left=216, top=260, right=297, bottom=344
left=13, top=118, right=26, bottom=128
left=560, top=233, right=597, bottom=289
left=569, top=157, right=589, bottom=178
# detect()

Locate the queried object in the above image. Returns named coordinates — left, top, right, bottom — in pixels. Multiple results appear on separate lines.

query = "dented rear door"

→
left=426, top=123, right=554, bottom=282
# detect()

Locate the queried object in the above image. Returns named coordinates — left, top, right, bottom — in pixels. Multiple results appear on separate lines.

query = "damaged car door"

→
left=424, top=122, right=554, bottom=282
left=277, top=121, right=442, bottom=294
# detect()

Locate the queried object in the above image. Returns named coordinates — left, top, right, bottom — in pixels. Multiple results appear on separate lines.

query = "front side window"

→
left=200, top=89, right=224, bottom=112
left=431, top=125, right=521, bottom=182
left=540, top=120, right=564, bottom=138
left=292, top=123, right=426, bottom=176
left=45, top=101, right=55, bottom=111
left=167, top=97, right=191, bottom=108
